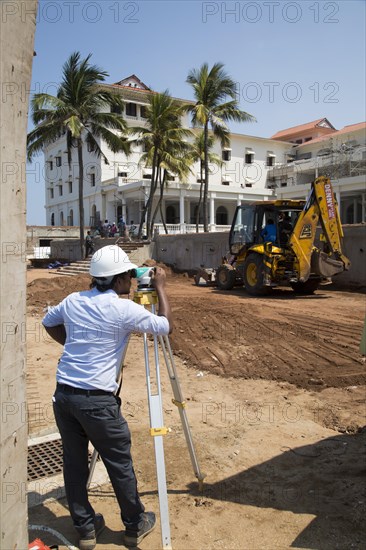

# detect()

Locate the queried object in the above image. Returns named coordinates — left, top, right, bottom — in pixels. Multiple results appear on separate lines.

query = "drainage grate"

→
left=28, top=439, right=98, bottom=482
left=28, top=439, right=64, bottom=481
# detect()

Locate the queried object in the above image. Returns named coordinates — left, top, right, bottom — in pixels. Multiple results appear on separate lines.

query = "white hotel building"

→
left=43, top=76, right=366, bottom=232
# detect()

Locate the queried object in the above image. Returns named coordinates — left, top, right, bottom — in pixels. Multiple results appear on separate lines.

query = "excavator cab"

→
left=230, top=204, right=256, bottom=254
left=229, top=203, right=303, bottom=254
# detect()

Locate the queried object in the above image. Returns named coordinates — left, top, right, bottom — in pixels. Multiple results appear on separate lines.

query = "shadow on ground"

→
left=189, top=430, right=366, bottom=549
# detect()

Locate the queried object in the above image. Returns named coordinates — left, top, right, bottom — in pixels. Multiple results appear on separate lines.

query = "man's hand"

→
left=151, top=267, right=172, bottom=333
left=151, top=266, right=166, bottom=289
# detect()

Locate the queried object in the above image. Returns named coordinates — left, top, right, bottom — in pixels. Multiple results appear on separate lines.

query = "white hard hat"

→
left=89, top=245, right=137, bottom=277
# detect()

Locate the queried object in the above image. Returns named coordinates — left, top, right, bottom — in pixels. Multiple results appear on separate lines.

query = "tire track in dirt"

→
left=170, top=291, right=366, bottom=390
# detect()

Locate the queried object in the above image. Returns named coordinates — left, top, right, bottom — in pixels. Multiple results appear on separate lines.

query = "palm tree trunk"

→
left=138, top=150, right=158, bottom=240
left=151, top=169, right=168, bottom=234
left=203, top=122, right=209, bottom=232
left=77, top=139, right=85, bottom=258
left=196, top=160, right=204, bottom=233
left=146, top=171, right=158, bottom=239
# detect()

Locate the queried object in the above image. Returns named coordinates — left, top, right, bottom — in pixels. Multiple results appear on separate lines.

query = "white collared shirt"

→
left=42, top=287, right=169, bottom=391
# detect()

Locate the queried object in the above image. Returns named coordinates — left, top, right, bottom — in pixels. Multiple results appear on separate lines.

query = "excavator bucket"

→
left=311, top=250, right=346, bottom=278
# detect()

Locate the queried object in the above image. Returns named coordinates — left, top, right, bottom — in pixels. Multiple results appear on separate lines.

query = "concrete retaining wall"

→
left=334, top=225, right=366, bottom=288
left=154, top=232, right=230, bottom=272
left=50, top=238, right=154, bottom=266
left=154, top=225, right=366, bottom=288
left=26, top=225, right=86, bottom=254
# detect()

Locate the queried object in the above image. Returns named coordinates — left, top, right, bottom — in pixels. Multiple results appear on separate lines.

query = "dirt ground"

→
left=27, top=266, right=366, bottom=549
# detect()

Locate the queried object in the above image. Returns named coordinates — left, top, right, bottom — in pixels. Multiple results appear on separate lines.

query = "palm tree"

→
left=189, top=131, right=223, bottom=232
left=150, top=143, right=192, bottom=234
left=186, top=62, right=256, bottom=231
left=133, top=91, right=192, bottom=239
left=27, top=52, right=130, bottom=257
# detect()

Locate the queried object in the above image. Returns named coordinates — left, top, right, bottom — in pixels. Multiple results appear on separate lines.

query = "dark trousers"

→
left=85, top=244, right=94, bottom=258
left=53, top=385, right=145, bottom=535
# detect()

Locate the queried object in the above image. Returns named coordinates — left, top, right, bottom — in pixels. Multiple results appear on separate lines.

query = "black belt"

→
left=56, top=383, right=113, bottom=396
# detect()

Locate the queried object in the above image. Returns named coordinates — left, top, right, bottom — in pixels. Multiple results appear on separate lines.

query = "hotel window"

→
left=140, top=105, right=147, bottom=119
left=58, top=185, right=63, bottom=196
left=90, top=173, right=95, bottom=187
left=49, top=188, right=54, bottom=199
left=55, top=156, right=62, bottom=167
left=245, top=149, right=255, bottom=164
left=222, top=149, right=231, bottom=161
left=68, top=181, right=72, bottom=193
left=266, top=152, right=276, bottom=167
left=48, top=160, right=53, bottom=170
left=87, top=141, right=94, bottom=152
left=126, top=102, right=137, bottom=117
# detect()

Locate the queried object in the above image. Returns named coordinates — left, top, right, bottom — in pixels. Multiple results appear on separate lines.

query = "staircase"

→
left=55, top=241, right=149, bottom=277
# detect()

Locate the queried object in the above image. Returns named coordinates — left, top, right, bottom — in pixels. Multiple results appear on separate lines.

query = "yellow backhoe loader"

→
left=195, top=176, right=350, bottom=295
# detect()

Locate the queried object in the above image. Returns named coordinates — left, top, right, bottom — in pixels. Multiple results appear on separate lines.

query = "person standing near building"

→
left=118, top=216, right=126, bottom=237
left=42, top=245, right=173, bottom=549
left=85, top=231, right=95, bottom=258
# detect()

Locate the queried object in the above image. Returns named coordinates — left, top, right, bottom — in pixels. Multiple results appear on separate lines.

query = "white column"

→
left=209, top=194, right=215, bottom=231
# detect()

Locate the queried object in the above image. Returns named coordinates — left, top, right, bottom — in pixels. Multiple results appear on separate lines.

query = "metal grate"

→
left=28, top=439, right=64, bottom=481
left=28, top=439, right=97, bottom=481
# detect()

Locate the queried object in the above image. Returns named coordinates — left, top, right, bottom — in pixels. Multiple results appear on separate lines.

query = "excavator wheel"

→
left=216, top=265, right=236, bottom=290
left=290, top=279, right=320, bottom=295
left=243, top=254, right=269, bottom=296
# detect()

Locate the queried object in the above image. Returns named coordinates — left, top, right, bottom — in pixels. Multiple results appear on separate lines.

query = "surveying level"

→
left=87, top=270, right=205, bottom=549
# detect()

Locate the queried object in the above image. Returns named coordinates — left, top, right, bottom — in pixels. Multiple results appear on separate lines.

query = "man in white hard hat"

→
left=42, top=245, right=172, bottom=549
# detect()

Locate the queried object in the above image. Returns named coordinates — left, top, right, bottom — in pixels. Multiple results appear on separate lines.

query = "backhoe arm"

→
left=289, top=177, right=350, bottom=282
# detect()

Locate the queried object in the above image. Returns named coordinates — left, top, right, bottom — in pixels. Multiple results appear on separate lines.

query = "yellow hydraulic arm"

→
left=289, top=176, right=350, bottom=282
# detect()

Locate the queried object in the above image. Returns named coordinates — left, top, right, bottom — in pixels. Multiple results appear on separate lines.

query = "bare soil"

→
left=27, top=267, right=366, bottom=549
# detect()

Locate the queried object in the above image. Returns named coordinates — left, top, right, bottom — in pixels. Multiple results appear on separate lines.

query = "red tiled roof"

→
left=297, top=121, right=366, bottom=147
left=271, top=118, right=335, bottom=139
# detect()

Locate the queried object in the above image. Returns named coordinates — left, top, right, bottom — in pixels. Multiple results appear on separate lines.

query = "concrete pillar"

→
left=0, top=2, right=37, bottom=548
left=361, top=193, right=366, bottom=223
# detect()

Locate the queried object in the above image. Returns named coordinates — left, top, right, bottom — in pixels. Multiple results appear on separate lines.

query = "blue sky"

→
left=27, top=0, right=366, bottom=224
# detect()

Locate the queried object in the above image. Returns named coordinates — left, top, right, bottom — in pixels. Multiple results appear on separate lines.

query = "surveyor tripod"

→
left=87, top=288, right=204, bottom=549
